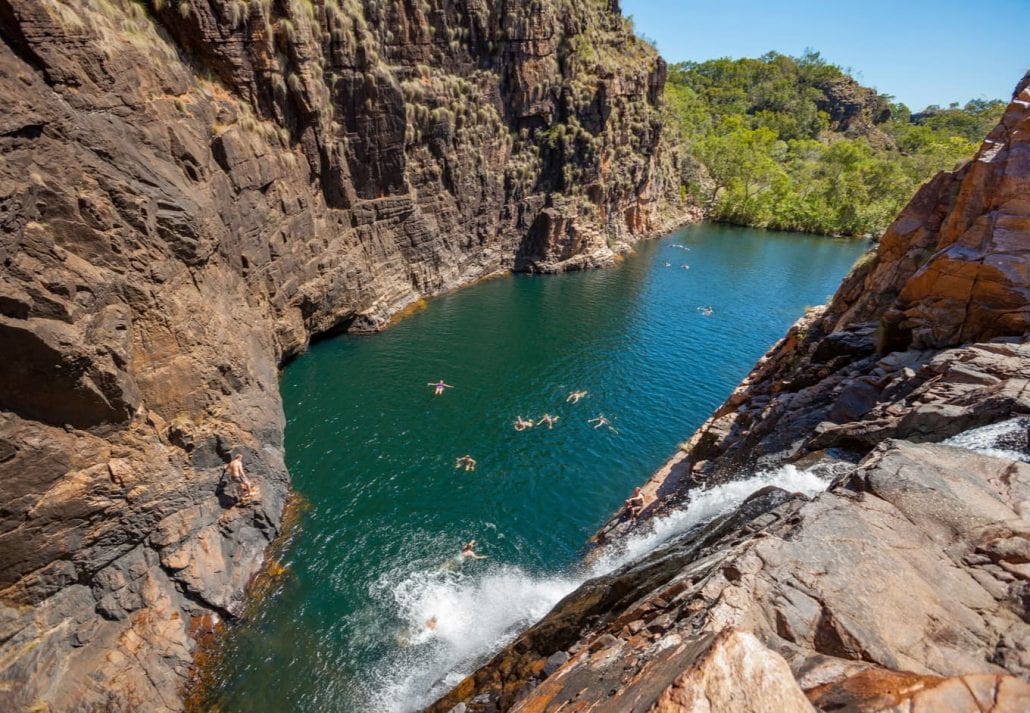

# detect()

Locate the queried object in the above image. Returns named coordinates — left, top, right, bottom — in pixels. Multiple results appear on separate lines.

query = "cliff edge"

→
left=426, top=71, right=1030, bottom=713
left=0, top=1, right=690, bottom=711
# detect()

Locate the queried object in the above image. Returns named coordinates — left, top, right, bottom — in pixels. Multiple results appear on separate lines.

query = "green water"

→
left=202, top=224, right=868, bottom=712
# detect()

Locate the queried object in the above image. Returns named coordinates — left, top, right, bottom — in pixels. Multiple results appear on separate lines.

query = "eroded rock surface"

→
left=428, top=71, right=1030, bottom=713
left=0, top=1, right=691, bottom=710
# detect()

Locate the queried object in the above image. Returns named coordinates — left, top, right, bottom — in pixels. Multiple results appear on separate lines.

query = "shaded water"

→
left=200, top=224, right=869, bottom=712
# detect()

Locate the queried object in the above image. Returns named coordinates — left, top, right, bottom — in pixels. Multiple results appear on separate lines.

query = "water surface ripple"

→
left=201, top=224, right=869, bottom=712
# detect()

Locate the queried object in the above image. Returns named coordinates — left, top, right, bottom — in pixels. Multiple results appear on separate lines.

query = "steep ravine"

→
left=426, top=72, right=1030, bottom=712
left=0, top=1, right=691, bottom=711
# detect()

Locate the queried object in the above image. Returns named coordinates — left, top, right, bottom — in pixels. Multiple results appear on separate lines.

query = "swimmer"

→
left=460, top=540, right=487, bottom=560
left=428, top=380, right=453, bottom=395
left=514, top=416, right=534, bottom=431
left=624, top=487, right=645, bottom=518
left=663, top=261, right=671, bottom=267
left=681, top=264, right=690, bottom=270
left=566, top=390, right=588, bottom=404
left=588, top=415, right=619, bottom=434
left=455, top=454, right=477, bottom=472
left=697, top=306, right=713, bottom=316
left=538, top=413, right=559, bottom=429
left=425, top=616, right=438, bottom=631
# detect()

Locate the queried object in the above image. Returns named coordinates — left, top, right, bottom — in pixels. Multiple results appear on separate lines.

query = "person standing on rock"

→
left=429, top=379, right=453, bottom=396
left=225, top=454, right=253, bottom=501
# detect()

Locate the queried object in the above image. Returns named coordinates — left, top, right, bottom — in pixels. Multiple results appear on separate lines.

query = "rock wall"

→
left=427, top=72, right=1030, bottom=712
left=0, top=1, right=691, bottom=710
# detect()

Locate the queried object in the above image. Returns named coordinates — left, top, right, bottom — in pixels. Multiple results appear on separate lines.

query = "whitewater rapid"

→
left=944, top=416, right=1030, bottom=463
left=364, top=464, right=831, bottom=712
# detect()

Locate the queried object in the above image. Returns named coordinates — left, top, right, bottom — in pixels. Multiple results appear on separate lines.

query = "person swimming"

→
left=663, top=261, right=671, bottom=267
left=514, top=416, right=534, bottom=431
left=588, top=415, right=619, bottom=433
left=566, top=390, right=588, bottom=404
left=428, top=380, right=453, bottom=395
left=460, top=540, right=487, bottom=560
left=538, top=413, right=559, bottom=429
left=455, top=454, right=477, bottom=472
left=681, top=264, right=690, bottom=270
left=697, top=306, right=713, bottom=316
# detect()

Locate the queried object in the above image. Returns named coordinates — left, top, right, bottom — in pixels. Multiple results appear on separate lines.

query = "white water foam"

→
left=363, top=464, right=832, bottom=712
left=944, top=417, right=1030, bottom=463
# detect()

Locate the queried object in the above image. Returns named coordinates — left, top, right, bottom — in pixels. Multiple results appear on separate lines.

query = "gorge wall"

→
left=0, top=1, right=690, bottom=710
left=427, top=72, right=1030, bottom=712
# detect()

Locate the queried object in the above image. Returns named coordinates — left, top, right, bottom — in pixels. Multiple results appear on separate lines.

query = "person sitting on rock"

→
left=460, top=540, right=487, bottom=560
left=224, top=453, right=253, bottom=500
left=566, top=390, right=588, bottom=404
left=514, top=416, right=534, bottom=431
left=624, top=487, right=645, bottom=518
left=455, top=454, right=477, bottom=472
left=538, top=413, right=559, bottom=429
left=429, top=379, right=453, bottom=396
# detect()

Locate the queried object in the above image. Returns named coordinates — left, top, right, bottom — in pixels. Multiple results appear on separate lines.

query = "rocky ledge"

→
left=0, top=1, right=691, bottom=711
left=426, top=71, right=1030, bottom=712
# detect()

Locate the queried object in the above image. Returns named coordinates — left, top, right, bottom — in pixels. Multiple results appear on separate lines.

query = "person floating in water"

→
left=663, top=261, right=671, bottom=268
left=460, top=540, right=487, bottom=560
left=566, top=390, right=588, bottom=404
left=428, top=380, right=453, bottom=396
left=681, top=264, right=690, bottom=270
left=697, top=306, right=713, bottom=316
left=588, top=415, right=619, bottom=433
left=455, top=454, right=477, bottom=472
left=514, top=416, right=534, bottom=431
left=425, top=616, right=438, bottom=631
left=624, top=487, right=645, bottom=518
left=538, top=413, right=559, bottom=429
left=224, top=453, right=253, bottom=501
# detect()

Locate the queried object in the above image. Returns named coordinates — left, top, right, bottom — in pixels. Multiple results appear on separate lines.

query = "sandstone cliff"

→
left=426, top=72, right=1030, bottom=713
left=0, top=1, right=690, bottom=710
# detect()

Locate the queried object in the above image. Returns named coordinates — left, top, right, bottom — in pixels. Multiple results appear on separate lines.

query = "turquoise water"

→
left=200, top=224, right=868, bottom=712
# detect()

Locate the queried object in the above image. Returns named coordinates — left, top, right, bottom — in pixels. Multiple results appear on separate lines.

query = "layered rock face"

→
left=427, top=73, right=1030, bottom=712
left=0, top=1, right=688, bottom=710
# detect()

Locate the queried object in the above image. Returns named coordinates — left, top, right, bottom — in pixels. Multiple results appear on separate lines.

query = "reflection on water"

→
left=198, top=225, right=869, bottom=712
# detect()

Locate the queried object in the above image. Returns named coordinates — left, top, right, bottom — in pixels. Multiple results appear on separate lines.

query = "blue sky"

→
left=620, top=0, right=1030, bottom=111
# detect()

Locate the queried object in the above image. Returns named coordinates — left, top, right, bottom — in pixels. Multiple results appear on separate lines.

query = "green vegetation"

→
left=666, top=51, right=1006, bottom=236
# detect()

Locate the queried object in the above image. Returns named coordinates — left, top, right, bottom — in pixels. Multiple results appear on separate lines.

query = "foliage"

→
left=666, top=51, right=1005, bottom=236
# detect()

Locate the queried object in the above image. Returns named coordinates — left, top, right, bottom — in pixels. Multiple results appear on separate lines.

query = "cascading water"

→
left=370, top=464, right=832, bottom=712
left=944, top=416, right=1030, bottom=463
